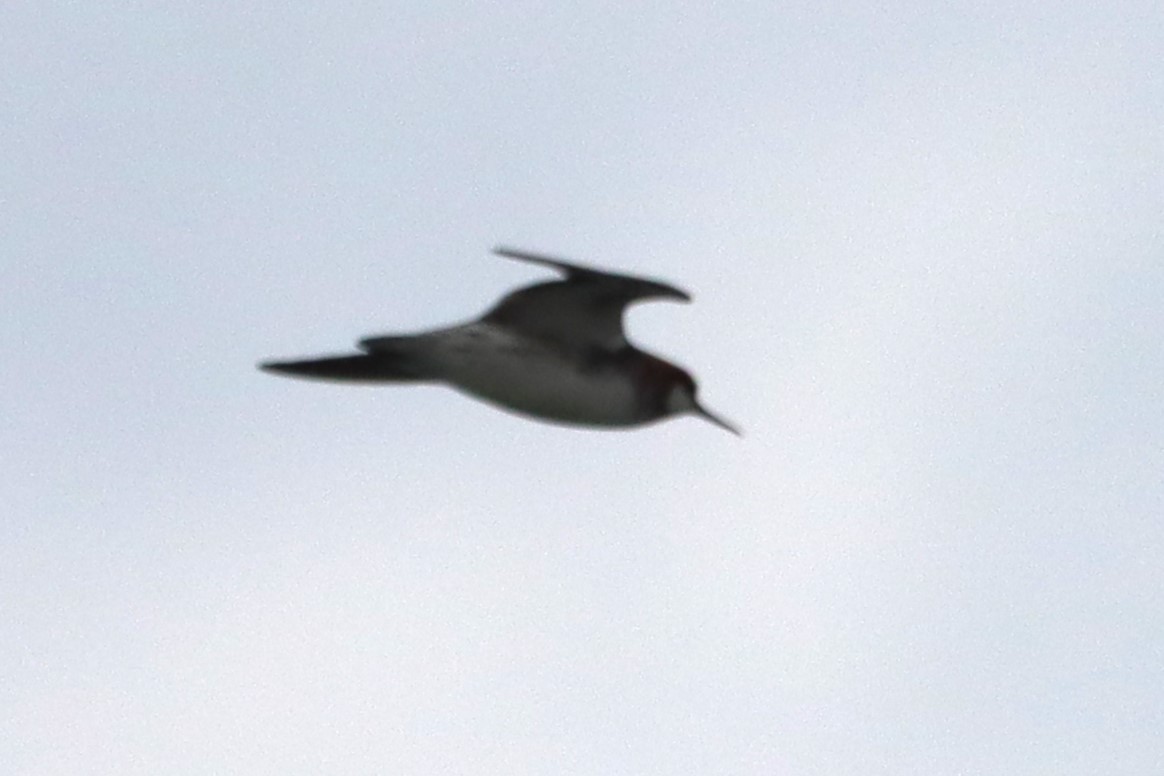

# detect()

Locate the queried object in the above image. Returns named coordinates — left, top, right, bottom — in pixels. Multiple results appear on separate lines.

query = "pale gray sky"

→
left=3, top=3, right=1162, bottom=774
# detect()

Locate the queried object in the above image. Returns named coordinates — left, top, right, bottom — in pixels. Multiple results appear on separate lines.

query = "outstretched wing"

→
left=484, top=247, right=690, bottom=350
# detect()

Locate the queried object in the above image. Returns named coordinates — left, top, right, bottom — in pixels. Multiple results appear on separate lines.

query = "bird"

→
left=259, top=247, right=739, bottom=434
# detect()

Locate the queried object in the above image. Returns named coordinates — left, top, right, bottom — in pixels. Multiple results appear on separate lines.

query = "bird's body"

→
left=260, top=247, right=737, bottom=434
left=403, top=324, right=642, bottom=426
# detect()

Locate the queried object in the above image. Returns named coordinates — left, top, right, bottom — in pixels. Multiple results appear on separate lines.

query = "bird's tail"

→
left=259, top=353, right=430, bottom=383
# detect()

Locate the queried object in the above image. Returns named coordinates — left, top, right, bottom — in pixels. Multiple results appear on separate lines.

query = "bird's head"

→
left=662, top=368, right=740, bottom=436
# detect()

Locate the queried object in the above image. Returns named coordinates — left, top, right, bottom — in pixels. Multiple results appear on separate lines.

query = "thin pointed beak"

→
left=694, top=401, right=741, bottom=436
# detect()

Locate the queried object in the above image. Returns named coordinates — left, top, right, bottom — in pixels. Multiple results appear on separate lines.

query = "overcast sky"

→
left=3, top=3, right=1162, bottom=774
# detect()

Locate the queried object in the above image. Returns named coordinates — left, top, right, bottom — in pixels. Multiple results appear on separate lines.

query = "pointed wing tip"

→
left=493, top=245, right=572, bottom=268
left=492, top=245, right=548, bottom=261
left=492, top=246, right=576, bottom=276
left=649, top=280, right=692, bottom=303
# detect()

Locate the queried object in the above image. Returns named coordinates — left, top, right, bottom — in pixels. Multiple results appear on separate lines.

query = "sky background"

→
left=3, top=2, right=1162, bottom=774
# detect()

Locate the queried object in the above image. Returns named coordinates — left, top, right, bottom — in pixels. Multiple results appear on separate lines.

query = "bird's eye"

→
left=665, top=384, right=695, bottom=414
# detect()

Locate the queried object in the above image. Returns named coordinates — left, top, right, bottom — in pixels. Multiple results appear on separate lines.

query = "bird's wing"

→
left=483, top=247, right=690, bottom=350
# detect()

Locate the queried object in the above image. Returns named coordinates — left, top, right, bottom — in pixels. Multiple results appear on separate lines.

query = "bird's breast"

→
left=425, top=325, right=645, bottom=426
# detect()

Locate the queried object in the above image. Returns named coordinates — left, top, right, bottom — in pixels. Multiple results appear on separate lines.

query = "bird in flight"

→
left=260, top=247, right=739, bottom=434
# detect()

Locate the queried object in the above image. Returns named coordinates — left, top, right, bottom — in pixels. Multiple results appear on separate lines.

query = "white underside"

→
left=419, top=324, right=644, bottom=427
